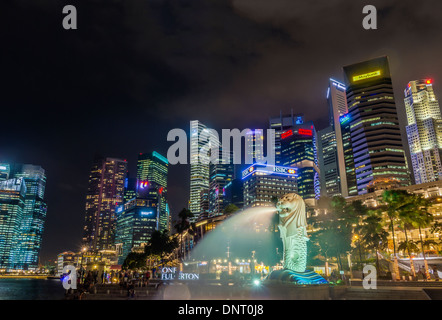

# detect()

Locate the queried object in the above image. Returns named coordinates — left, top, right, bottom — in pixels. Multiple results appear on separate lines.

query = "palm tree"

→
left=379, top=190, right=413, bottom=279
left=397, top=217, right=417, bottom=277
left=145, top=229, right=178, bottom=267
left=358, top=211, right=388, bottom=274
left=408, top=194, right=434, bottom=280
left=398, top=240, right=419, bottom=257
left=173, top=208, right=194, bottom=260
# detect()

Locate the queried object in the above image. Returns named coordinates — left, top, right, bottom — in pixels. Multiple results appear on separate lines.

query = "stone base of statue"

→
left=267, top=269, right=328, bottom=285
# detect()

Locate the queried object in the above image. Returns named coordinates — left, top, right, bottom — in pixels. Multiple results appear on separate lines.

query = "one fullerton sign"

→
left=161, top=267, right=200, bottom=281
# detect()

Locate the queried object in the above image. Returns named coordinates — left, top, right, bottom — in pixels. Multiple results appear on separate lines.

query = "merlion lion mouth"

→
left=276, top=205, right=291, bottom=215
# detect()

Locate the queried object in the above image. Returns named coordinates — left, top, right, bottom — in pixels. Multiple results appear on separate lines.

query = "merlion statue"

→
left=276, top=193, right=309, bottom=273
left=267, top=193, right=327, bottom=284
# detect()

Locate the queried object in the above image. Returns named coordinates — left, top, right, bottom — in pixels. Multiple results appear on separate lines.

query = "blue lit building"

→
left=137, top=151, right=169, bottom=232
left=115, top=180, right=161, bottom=264
left=10, top=164, right=47, bottom=270
left=0, top=178, right=26, bottom=271
left=242, top=164, right=298, bottom=208
left=0, top=163, right=47, bottom=271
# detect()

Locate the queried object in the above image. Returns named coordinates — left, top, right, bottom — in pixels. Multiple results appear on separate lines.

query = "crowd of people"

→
left=63, top=267, right=164, bottom=299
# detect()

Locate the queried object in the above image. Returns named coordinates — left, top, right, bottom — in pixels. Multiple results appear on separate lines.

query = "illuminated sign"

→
left=340, top=114, right=351, bottom=124
left=0, top=166, right=7, bottom=170
left=298, top=129, right=312, bottom=136
left=242, top=164, right=298, bottom=179
left=139, top=181, right=149, bottom=189
left=160, top=267, right=200, bottom=281
left=116, top=206, right=123, bottom=214
left=281, top=129, right=293, bottom=139
left=352, top=70, right=381, bottom=82
left=140, top=208, right=155, bottom=216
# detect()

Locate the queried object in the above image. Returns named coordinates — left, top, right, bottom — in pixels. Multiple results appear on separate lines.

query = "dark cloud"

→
left=1, top=0, right=442, bottom=263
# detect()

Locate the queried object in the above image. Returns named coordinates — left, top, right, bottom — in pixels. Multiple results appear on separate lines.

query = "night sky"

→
left=1, top=0, right=442, bottom=264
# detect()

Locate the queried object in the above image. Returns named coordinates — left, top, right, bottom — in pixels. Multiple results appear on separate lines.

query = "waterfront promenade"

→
left=69, top=278, right=442, bottom=300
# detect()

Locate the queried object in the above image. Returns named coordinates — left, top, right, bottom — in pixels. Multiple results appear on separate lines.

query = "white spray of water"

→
left=189, top=206, right=279, bottom=262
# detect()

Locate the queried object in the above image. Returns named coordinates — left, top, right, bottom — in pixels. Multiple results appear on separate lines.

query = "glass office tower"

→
left=318, top=79, right=351, bottom=197
left=137, top=151, right=169, bottom=232
left=83, top=156, right=127, bottom=251
left=189, top=120, right=219, bottom=220
left=208, top=149, right=234, bottom=216
left=269, top=111, right=305, bottom=165
left=0, top=178, right=26, bottom=271
left=115, top=180, right=160, bottom=264
left=280, top=122, right=320, bottom=206
left=11, top=164, right=47, bottom=270
left=343, top=56, right=410, bottom=194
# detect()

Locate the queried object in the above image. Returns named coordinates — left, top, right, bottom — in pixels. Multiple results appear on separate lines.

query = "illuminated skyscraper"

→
left=269, top=111, right=305, bottom=165
left=83, top=156, right=127, bottom=251
left=404, top=79, right=442, bottom=184
left=137, top=152, right=168, bottom=189
left=115, top=180, right=160, bottom=264
left=343, top=56, right=410, bottom=194
left=137, top=151, right=169, bottom=232
left=280, top=122, right=320, bottom=206
left=189, top=120, right=219, bottom=220
left=209, top=149, right=234, bottom=216
left=242, top=164, right=298, bottom=208
left=11, top=164, right=47, bottom=270
left=0, top=178, right=26, bottom=271
left=318, top=79, right=352, bottom=197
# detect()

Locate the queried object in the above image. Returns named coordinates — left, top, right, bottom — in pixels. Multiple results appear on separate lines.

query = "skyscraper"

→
left=137, top=151, right=168, bottom=189
left=83, top=156, right=127, bottom=251
left=318, top=79, right=351, bottom=197
left=208, top=149, right=234, bottom=216
left=404, top=79, right=442, bottom=184
left=269, top=111, right=305, bottom=165
left=280, top=122, right=320, bottom=206
left=115, top=180, right=160, bottom=264
left=11, top=164, right=47, bottom=270
left=0, top=178, right=26, bottom=271
left=189, top=120, right=218, bottom=220
left=343, top=56, right=410, bottom=194
left=137, top=151, right=169, bottom=232
left=242, top=164, right=298, bottom=208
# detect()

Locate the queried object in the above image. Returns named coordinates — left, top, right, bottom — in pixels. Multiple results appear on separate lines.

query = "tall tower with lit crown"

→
left=404, top=79, right=442, bottom=184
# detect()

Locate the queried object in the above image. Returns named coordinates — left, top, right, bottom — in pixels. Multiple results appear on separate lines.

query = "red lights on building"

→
left=282, top=128, right=313, bottom=138
left=426, top=79, right=432, bottom=85
left=298, top=128, right=313, bottom=136
left=281, top=130, right=293, bottom=139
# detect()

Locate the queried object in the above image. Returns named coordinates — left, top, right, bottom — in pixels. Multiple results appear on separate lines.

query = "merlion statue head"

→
left=275, top=193, right=307, bottom=229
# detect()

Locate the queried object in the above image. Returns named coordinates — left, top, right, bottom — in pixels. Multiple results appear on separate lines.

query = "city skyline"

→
left=2, top=0, right=442, bottom=264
